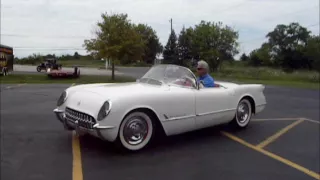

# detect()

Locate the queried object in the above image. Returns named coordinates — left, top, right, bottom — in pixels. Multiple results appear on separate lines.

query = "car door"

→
left=195, top=86, right=233, bottom=129
left=160, top=86, right=197, bottom=136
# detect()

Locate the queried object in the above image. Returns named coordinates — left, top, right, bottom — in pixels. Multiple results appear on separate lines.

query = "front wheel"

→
left=36, top=66, right=41, bottom=72
left=230, top=98, right=252, bottom=128
left=116, top=111, right=154, bottom=152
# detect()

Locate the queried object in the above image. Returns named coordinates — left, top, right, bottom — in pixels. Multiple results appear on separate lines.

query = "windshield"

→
left=140, top=64, right=197, bottom=88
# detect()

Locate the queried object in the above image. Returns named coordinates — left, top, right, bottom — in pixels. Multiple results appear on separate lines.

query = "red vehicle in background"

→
left=47, top=66, right=80, bottom=79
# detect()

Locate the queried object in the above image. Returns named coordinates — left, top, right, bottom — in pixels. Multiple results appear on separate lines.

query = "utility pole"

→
left=169, top=18, right=172, bottom=32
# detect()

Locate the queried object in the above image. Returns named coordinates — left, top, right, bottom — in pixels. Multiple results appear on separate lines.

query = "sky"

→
left=1, top=0, right=319, bottom=58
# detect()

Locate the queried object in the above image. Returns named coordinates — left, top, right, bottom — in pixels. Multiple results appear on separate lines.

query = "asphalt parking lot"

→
left=0, top=84, right=319, bottom=180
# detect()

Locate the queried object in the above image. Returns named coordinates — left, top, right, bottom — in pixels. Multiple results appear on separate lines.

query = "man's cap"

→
left=197, top=60, right=209, bottom=70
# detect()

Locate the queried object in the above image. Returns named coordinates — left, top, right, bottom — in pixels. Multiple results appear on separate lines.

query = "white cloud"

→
left=1, top=0, right=319, bottom=58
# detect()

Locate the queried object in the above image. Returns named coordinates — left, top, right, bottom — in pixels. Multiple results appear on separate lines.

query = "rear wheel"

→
left=116, top=111, right=154, bottom=152
left=230, top=98, right=252, bottom=128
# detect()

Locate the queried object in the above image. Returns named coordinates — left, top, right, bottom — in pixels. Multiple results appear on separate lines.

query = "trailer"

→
left=0, top=44, right=14, bottom=76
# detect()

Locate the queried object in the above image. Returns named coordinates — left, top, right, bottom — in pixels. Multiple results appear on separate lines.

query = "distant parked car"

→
left=53, top=64, right=267, bottom=152
left=37, top=58, right=62, bottom=72
left=47, top=66, right=80, bottom=78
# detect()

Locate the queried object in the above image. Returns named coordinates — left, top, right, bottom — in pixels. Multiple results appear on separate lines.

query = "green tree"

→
left=163, top=30, right=179, bottom=64
left=74, top=52, right=80, bottom=59
left=177, top=26, right=193, bottom=66
left=266, top=22, right=311, bottom=70
left=303, top=35, right=320, bottom=71
left=240, top=53, right=249, bottom=61
left=247, top=43, right=272, bottom=67
left=83, top=13, right=145, bottom=80
left=135, top=24, right=163, bottom=64
left=248, top=49, right=262, bottom=67
left=191, top=21, right=239, bottom=71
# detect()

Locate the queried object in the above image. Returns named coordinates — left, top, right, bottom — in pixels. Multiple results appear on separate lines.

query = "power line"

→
left=237, top=6, right=319, bottom=32
left=214, top=0, right=249, bottom=14
left=14, top=47, right=85, bottom=50
left=1, top=33, right=90, bottom=39
left=14, top=49, right=86, bottom=51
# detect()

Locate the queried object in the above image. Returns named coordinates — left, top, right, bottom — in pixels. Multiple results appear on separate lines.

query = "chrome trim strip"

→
left=93, top=124, right=115, bottom=129
left=196, top=108, right=236, bottom=116
left=165, top=114, right=197, bottom=121
left=256, top=103, right=267, bottom=107
left=164, top=108, right=238, bottom=121
left=53, top=108, right=64, bottom=113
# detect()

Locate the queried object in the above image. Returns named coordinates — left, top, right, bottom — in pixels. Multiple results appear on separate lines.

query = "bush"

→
left=212, top=65, right=319, bottom=83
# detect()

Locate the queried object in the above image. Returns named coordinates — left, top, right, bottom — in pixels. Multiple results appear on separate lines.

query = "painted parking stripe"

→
left=222, top=131, right=320, bottom=180
left=72, top=131, right=83, bottom=180
left=70, top=82, right=82, bottom=180
left=252, top=117, right=320, bottom=124
left=303, top=118, right=320, bottom=124
left=5, top=83, right=27, bottom=89
left=252, top=118, right=301, bottom=121
left=256, top=119, right=304, bottom=149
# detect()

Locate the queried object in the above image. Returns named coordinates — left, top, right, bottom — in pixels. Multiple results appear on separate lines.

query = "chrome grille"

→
left=65, top=107, right=96, bottom=129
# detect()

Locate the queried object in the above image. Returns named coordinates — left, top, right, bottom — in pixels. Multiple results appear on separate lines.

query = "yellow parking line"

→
left=252, top=118, right=301, bottom=121
left=256, top=119, right=304, bottom=149
left=221, top=131, right=320, bottom=180
left=72, top=131, right=83, bottom=180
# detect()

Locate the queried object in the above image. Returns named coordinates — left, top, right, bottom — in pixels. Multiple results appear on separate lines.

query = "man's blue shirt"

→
left=197, top=74, right=215, bottom=87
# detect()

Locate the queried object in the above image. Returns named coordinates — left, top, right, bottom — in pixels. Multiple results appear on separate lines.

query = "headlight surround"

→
left=97, top=101, right=111, bottom=121
left=57, top=91, right=68, bottom=106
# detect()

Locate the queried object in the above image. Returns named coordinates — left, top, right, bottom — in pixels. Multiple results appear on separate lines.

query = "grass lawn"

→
left=0, top=74, right=135, bottom=84
left=214, top=77, right=319, bottom=90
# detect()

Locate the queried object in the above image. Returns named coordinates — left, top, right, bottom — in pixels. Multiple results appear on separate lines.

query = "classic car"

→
left=47, top=66, right=80, bottom=78
left=37, top=59, right=62, bottom=72
left=53, top=64, right=267, bottom=151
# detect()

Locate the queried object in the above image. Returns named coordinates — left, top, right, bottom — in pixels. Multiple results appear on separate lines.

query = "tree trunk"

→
left=111, top=59, right=115, bottom=80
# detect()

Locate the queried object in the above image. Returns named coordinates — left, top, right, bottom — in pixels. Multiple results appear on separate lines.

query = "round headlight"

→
left=97, top=101, right=111, bottom=121
left=57, top=91, right=67, bottom=106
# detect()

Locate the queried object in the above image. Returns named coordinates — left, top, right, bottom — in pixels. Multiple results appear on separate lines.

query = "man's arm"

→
left=202, top=78, right=214, bottom=87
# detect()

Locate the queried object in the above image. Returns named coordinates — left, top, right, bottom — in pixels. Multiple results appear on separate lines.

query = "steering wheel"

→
left=180, top=76, right=196, bottom=87
left=198, top=80, right=204, bottom=88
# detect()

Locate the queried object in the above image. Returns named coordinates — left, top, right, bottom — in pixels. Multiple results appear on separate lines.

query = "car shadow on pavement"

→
left=78, top=124, right=242, bottom=156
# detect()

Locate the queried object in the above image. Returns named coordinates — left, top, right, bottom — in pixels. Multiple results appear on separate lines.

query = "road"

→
left=12, top=65, right=147, bottom=78
left=0, top=84, right=319, bottom=180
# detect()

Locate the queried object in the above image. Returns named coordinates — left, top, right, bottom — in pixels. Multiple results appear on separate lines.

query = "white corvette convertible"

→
left=53, top=64, right=266, bottom=151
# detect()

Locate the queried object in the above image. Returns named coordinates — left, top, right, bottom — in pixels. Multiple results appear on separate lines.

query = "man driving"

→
left=196, top=60, right=215, bottom=87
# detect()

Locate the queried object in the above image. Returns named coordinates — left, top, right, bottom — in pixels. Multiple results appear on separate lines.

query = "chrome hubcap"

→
left=237, top=102, right=250, bottom=123
left=123, top=117, right=148, bottom=145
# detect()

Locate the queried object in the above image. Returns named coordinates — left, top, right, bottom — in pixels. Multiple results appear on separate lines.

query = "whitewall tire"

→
left=117, top=111, right=154, bottom=151
left=231, top=99, right=252, bottom=128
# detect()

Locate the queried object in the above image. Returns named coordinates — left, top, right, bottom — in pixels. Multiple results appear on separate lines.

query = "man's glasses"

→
left=197, top=68, right=203, bottom=71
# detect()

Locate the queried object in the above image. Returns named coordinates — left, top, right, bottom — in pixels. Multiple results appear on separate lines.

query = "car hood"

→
left=67, top=82, right=163, bottom=100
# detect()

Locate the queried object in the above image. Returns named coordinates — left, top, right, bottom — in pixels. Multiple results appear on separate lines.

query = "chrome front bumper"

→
left=53, top=108, right=115, bottom=139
